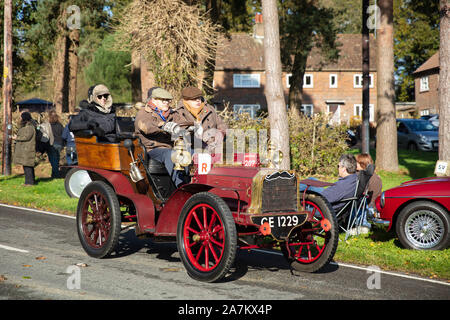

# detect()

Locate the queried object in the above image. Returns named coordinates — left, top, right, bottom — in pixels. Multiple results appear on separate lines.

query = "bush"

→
left=289, top=112, right=349, bottom=177
left=219, top=107, right=350, bottom=176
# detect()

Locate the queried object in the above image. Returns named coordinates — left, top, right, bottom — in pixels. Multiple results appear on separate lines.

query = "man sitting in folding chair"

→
left=321, top=154, right=358, bottom=213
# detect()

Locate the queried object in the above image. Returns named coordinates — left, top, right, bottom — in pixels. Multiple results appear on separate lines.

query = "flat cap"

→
left=182, top=87, right=203, bottom=100
left=151, top=88, right=173, bottom=100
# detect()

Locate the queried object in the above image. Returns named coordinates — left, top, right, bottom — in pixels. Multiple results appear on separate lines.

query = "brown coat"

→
left=367, top=173, right=382, bottom=207
left=13, top=122, right=36, bottom=167
left=174, top=101, right=228, bottom=148
left=134, top=105, right=176, bottom=151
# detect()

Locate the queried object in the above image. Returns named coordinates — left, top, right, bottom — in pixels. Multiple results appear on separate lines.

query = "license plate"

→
left=251, top=213, right=307, bottom=240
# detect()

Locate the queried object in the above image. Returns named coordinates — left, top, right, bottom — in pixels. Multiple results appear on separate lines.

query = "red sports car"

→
left=372, top=176, right=450, bottom=250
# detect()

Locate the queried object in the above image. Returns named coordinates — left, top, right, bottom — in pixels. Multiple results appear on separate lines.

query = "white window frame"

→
left=354, top=104, right=375, bottom=122
left=420, top=76, right=429, bottom=92
left=303, top=74, right=313, bottom=88
left=420, top=109, right=430, bottom=116
left=286, top=73, right=314, bottom=89
left=233, top=74, right=261, bottom=88
left=353, top=74, right=374, bottom=88
left=300, top=104, right=314, bottom=117
left=329, top=74, right=338, bottom=88
left=233, top=104, right=261, bottom=119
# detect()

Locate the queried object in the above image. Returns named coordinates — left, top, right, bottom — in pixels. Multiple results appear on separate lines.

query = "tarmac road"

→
left=0, top=204, right=449, bottom=302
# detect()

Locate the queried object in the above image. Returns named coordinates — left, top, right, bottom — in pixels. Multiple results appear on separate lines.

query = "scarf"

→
left=183, top=100, right=205, bottom=121
left=147, top=101, right=170, bottom=122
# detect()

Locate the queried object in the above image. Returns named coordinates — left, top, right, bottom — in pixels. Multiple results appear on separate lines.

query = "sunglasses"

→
left=97, top=94, right=110, bottom=99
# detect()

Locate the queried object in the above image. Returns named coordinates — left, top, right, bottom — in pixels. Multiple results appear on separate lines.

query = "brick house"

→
left=412, top=51, right=439, bottom=116
left=212, top=26, right=377, bottom=125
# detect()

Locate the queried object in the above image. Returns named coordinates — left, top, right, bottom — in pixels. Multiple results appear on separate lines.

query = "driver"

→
left=134, top=87, right=185, bottom=187
left=68, top=84, right=116, bottom=142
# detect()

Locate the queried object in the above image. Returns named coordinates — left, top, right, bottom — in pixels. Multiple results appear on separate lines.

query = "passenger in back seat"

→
left=69, top=84, right=116, bottom=142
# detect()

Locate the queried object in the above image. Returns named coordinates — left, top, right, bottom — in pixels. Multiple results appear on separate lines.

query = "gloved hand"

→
left=93, top=126, right=105, bottom=137
left=162, top=122, right=181, bottom=136
left=194, top=121, right=203, bottom=140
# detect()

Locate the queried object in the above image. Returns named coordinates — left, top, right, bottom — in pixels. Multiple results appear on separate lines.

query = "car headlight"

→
left=419, top=134, right=428, bottom=142
left=380, top=192, right=385, bottom=208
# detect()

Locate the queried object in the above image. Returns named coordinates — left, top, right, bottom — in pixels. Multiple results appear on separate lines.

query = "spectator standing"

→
left=62, top=110, right=79, bottom=165
left=13, top=112, right=36, bottom=186
left=45, top=110, right=64, bottom=178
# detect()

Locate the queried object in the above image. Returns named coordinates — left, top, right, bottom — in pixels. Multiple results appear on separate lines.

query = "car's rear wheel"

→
left=396, top=201, right=449, bottom=250
left=177, top=192, right=237, bottom=282
left=76, top=181, right=121, bottom=258
left=281, top=192, right=338, bottom=273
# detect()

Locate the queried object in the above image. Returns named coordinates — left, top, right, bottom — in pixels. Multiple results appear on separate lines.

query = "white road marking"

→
left=249, top=248, right=450, bottom=286
left=0, top=203, right=75, bottom=219
left=0, top=244, right=29, bottom=253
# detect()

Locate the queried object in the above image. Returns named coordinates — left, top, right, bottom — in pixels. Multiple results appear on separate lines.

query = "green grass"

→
left=1, top=149, right=449, bottom=281
left=0, top=174, right=77, bottom=215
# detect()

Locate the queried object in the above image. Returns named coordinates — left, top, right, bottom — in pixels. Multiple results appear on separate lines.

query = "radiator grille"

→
left=261, top=171, right=297, bottom=213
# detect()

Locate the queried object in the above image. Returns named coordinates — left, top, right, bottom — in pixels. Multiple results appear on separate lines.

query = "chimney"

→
left=253, top=13, right=264, bottom=40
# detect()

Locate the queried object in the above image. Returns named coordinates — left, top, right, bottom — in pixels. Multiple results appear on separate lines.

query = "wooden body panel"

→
left=75, top=136, right=142, bottom=172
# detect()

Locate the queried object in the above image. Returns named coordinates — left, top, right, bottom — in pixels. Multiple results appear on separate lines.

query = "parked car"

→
left=346, top=129, right=357, bottom=147
left=396, top=119, right=438, bottom=151
left=428, top=114, right=439, bottom=127
left=371, top=176, right=450, bottom=250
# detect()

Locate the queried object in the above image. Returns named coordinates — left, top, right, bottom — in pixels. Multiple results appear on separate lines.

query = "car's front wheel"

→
left=396, top=201, right=450, bottom=250
left=177, top=192, right=237, bottom=282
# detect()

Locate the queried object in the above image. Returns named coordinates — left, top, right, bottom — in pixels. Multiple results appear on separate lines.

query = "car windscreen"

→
left=407, top=120, right=438, bottom=132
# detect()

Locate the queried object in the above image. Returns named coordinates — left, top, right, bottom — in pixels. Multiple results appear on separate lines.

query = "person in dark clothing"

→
left=62, top=109, right=80, bottom=165
left=47, top=110, right=64, bottom=178
left=13, top=112, right=36, bottom=186
left=69, top=84, right=116, bottom=142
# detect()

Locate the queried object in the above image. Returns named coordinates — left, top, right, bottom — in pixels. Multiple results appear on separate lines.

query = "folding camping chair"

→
left=333, top=164, right=374, bottom=239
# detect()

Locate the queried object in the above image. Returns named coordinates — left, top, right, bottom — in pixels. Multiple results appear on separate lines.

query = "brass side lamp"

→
left=171, top=138, right=192, bottom=170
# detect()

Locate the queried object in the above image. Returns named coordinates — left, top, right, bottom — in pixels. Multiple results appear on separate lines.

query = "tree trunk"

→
left=53, top=6, right=69, bottom=114
left=131, top=50, right=142, bottom=103
left=262, top=0, right=290, bottom=170
left=439, top=0, right=450, bottom=161
left=375, top=0, right=398, bottom=171
left=68, top=28, right=79, bottom=113
left=2, top=0, right=13, bottom=176
left=288, top=51, right=307, bottom=118
left=53, top=34, right=69, bottom=114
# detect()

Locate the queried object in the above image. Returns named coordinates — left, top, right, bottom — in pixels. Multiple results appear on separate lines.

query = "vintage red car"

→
left=372, top=176, right=450, bottom=250
left=67, top=124, right=339, bottom=283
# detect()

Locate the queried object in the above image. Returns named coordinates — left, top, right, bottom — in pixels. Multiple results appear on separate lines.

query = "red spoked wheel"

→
left=177, top=192, right=237, bottom=282
left=281, top=192, right=338, bottom=272
left=76, top=181, right=121, bottom=258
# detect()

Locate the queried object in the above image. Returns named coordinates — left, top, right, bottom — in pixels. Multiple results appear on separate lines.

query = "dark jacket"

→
left=13, top=121, right=36, bottom=167
left=51, top=122, right=64, bottom=147
left=134, top=104, right=176, bottom=151
left=69, top=100, right=116, bottom=142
